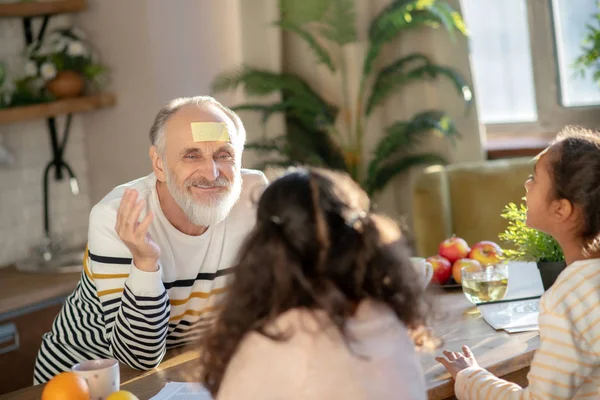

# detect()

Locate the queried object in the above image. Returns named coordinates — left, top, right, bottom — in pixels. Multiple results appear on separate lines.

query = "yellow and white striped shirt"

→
left=34, top=170, right=267, bottom=384
left=455, top=258, right=600, bottom=399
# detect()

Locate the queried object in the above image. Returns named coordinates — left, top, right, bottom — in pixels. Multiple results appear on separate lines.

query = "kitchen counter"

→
left=0, top=266, right=80, bottom=317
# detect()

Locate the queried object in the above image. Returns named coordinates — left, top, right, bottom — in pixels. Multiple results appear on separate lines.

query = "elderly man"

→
left=33, top=96, right=268, bottom=383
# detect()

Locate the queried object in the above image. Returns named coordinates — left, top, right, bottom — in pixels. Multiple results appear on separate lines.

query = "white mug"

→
left=72, top=358, right=120, bottom=400
left=410, top=257, right=434, bottom=288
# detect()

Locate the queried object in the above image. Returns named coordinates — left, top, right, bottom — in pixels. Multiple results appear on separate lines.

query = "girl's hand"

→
left=435, top=345, right=479, bottom=379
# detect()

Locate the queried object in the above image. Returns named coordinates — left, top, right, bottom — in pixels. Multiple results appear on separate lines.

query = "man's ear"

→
left=553, top=198, right=574, bottom=222
left=150, top=146, right=166, bottom=183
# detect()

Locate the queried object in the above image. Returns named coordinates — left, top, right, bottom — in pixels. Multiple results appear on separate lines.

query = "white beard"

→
left=165, top=168, right=242, bottom=227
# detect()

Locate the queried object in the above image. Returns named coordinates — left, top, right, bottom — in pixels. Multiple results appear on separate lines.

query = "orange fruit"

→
left=42, top=372, right=90, bottom=400
left=107, top=390, right=140, bottom=400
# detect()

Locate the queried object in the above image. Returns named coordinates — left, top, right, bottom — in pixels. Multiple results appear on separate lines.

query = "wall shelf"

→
left=0, top=0, right=86, bottom=17
left=0, top=93, right=116, bottom=125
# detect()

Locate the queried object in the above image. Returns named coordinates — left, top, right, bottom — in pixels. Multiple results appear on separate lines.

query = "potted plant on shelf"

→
left=211, top=0, right=472, bottom=197
left=499, top=201, right=566, bottom=291
left=13, top=26, right=107, bottom=102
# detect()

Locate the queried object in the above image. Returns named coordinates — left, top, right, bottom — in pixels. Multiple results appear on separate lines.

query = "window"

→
left=461, top=0, right=537, bottom=124
left=552, top=0, right=600, bottom=107
left=460, top=0, right=600, bottom=142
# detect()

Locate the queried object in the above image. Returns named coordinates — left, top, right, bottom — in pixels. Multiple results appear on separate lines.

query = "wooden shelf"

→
left=0, top=0, right=86, bottom=17
left=0, top=92, right=116, bottom=124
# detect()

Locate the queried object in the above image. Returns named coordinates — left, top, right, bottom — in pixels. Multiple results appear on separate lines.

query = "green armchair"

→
left=411, top=157, right=534, bottom=257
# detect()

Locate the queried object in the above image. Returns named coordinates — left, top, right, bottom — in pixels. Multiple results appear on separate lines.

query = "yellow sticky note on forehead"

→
left=191, top=122, right=230, bottom=142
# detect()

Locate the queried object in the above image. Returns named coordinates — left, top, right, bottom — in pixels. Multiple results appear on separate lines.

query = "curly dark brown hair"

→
left=547, top=126, right=600, bottom=253
left=199, top=167, right=435, bottom=396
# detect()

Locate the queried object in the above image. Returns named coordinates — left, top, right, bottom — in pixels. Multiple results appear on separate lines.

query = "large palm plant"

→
left=212, top=0, right=472, bottom=196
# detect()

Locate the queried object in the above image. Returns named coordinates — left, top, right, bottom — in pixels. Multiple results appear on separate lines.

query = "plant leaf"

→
left=423, top=1, right=468, bottom=40
left=572, top=8, right=600, bottom=87
left=366, top=110, right=458, bottom=180
left=499, top=202, right=564, bottom=262
left=366, top=58, right=472, bottom=114
left=319, top=0, right=357, bottom=45
left=365, top=53, right=430, bottom=114
left=245, top=136, right=289, bottom=155
left=285, top=117, right=348, bottom=171
left=364, top=0, right=467, bottom=77
left=254, top=159, right=297, bottom=171
left=242, top=120, right=341, bottom=172
left=275, top=21, right=336, bottom=71
left=231, top=103, right=292, bottom=125
left=426, top=64, right=473, bottom=104
left=279, top=0, right=332, bottom=25
left=211, top=67, right=339, bottom=129
left=365, top=153, right=446, bottom=196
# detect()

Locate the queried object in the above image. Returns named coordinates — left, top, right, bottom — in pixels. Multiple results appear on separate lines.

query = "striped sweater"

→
left=33, top=170, right=268, bottom=384
left=455, top=258, right=600, bottom=399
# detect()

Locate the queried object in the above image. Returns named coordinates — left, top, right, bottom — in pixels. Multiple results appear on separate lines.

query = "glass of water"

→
left=461, top=262, right=509, bottom=305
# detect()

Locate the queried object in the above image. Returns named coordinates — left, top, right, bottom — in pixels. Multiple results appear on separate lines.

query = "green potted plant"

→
left=211, top=0, right=471, bottom=196
left=499, top=201, right=566, bottom=290
left=14, top=26, right=107, bottom=101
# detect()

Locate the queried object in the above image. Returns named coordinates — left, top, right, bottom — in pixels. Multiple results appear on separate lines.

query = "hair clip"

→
left=270, top=215, right=282, bottom=225
left=347, top=211, right=367, bottom=228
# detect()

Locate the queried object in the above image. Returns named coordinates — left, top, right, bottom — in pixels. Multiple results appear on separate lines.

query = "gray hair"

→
left=149, top=96, right=246, bottom=157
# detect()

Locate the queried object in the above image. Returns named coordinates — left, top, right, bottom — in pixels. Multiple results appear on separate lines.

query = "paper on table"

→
left=476, top=262, right=544, bottom=332
left=478, top=298, right=540, bottom=331
left=150, top=382, right=213, bottom=400
left=498, top=262, right=545, bottom=301
left=505, top=324, right=539, bottom=333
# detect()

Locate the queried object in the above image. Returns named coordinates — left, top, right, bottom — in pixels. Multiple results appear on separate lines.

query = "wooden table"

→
left=420, top=289, right=539, bottom=399
left=1, top=264, right=543, bottom=400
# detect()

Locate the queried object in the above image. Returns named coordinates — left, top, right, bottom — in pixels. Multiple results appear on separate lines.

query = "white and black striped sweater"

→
left=34, top=170, right=267, bottom=384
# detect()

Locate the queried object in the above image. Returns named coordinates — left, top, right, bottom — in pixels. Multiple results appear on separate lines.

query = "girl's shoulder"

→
left=542, top=258, right=600, bottom=313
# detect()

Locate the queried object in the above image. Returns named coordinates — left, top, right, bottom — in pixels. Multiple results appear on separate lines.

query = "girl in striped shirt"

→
left=437, top=126, right=600, bottom=399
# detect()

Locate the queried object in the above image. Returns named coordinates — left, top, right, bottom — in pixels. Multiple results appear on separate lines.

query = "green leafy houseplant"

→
left=499, top=202, right=564, bottom=262
left=499, top=202, right=566, bottom=290
left=212, top=0, right=472, bottom=196
left=4, top=26, right=108, bottom=106
left=574, top=2, right=600, bottom=85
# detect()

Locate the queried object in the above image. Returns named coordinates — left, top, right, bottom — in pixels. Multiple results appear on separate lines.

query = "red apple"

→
left=452, top=258, right=482, bottom=285
left=439, top=236, right=470, bottom=263
left=426, top=255, right=452, bottom=284
left=468, top=241, right=503, bottom=265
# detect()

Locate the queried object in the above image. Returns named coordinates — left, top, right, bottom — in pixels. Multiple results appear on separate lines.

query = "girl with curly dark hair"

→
left=200, top=167, right=435, bottom=399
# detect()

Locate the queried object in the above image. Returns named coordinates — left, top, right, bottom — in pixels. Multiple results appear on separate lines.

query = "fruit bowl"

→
left=425, top=236, right=503, bottom=289
left=439, top=278, right=462, bottom=289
